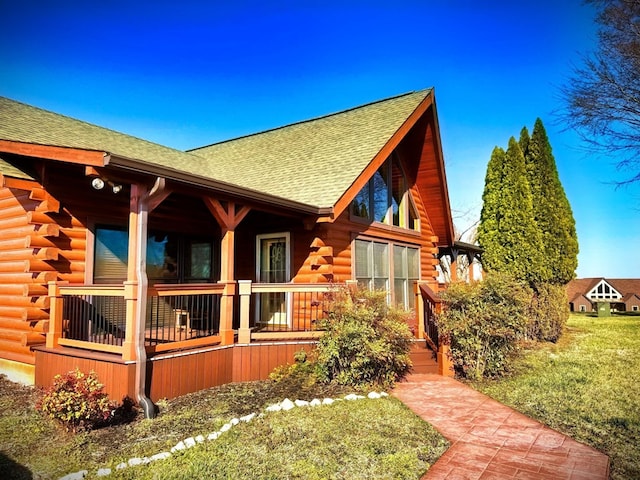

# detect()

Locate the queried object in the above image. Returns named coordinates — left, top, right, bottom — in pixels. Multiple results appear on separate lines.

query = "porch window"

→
left=354, top=238, right=420, bottom=309
left=93, top=225, right=215, bottom=284
left=351, top=154, right=419, bottom=231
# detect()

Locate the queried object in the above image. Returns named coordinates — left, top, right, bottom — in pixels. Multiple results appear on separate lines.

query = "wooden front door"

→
left=256, top=233, right=290, bottom=325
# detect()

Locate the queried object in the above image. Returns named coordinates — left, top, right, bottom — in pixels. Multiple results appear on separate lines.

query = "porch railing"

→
left=48, top=281, right=341, bottom=358
left=240, top=282, right=334, bottom=341
left=418, top=283, right=441, bottom=351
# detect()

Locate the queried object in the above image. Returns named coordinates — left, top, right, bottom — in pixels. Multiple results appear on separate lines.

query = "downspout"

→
left=133, top=182, right=157, bottom=419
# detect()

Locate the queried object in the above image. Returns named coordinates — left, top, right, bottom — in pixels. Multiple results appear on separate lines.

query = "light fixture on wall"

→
left=90, top=176, right=122, bottom=194
left=91, top=177, right=105, bottom=190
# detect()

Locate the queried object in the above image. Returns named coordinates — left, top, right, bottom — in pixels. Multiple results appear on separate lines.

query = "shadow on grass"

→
left=0, top=453, right=32, bottom=480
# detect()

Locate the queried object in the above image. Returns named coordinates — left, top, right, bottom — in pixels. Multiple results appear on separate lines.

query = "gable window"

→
left=351, top=154, right=419, bottom=230
left=94, top=225, right=215, bottom=284
left=354, top=238, right=420, bottom=309
left=588, top=281, right=621, bottom=301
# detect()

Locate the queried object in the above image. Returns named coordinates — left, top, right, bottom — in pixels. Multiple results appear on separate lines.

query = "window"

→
left=633, top=306, right=639, bottom=312
left=351, top=154, right=419, bottom=230
left=93, top=225, right=215, bottom=284
left=580, top=305, right=586, bottom=312
left=355, top=238, right=420, bottom=309
left=588, top=280, right=621, bottom=300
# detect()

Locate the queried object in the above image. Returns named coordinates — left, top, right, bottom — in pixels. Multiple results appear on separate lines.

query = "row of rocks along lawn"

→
left=59, top=392, right=389, bottom=480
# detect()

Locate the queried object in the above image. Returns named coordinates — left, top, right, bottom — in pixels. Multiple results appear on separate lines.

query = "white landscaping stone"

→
left=59, top=471, right=88, bottom=480
left=171, top=441, right=186, bottom=452
left=344, top=393, right=360, bottom=401
left=266, top=404, right=282, bottom=412
left=230, top=417, right=240, bottom=426
left=150, top=452, right=171, bottom=461
left=322, top=398, right=334, bottom=405
left=96, top=468, right=112, bottom=477
left=367, top=392, right=381, bottom=399
left=128, top=458, right=144, bottom=467
left=184, top=437, right=197, bottom=448
left=207, top=431, right=221, bottom=441
left=116, top=462, right=127, bottom=470
left=240, top=413, right=256, bottom=422
left=310, top=399, right=322, bottom=407
left=380, top=392, right=389, bottom=397
left=280, top=398, right=295, bottom=411
left=294, top=399, right=309, bottom=407
left=220, top=422, right=233, bottom=432
left=195, top=434, right=205, bottom=443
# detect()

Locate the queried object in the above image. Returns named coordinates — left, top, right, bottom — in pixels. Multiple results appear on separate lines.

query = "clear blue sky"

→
left=1, top=0, right=638, bottom=278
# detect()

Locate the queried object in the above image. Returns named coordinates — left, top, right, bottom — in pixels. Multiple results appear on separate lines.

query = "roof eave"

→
left=108, top=154, right=331, bottom=216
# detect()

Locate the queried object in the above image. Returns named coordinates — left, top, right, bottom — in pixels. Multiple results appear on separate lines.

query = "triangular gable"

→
left=586, top=279, right=623, bottom=301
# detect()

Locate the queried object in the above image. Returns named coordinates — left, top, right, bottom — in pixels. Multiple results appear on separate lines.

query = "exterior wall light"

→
left=91, top=177, right=105, bottom=190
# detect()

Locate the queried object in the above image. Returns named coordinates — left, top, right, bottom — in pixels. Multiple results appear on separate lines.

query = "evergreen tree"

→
left=523, top=119, right=579, bottom=285
left=478, top=138, right=546, bottom=285
left=477, top=147, right=506, bottom=273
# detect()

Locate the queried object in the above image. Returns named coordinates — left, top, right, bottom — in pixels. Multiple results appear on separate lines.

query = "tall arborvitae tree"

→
left=523, top=119, right=579, bottom=285
left=477, top=147, right=507, bottom=273
left=478, top=138, right=546, bottom=285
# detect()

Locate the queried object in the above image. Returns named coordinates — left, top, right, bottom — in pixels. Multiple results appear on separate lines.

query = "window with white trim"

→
left=354, top=238, right=420, bottom=309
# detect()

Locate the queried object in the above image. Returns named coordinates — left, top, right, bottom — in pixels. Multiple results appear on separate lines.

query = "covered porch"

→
left=37, top=278, right=444, bottom=402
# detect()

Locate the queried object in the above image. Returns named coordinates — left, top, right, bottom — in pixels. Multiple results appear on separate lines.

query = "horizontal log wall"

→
left=0, top=183, right=82, bottom=364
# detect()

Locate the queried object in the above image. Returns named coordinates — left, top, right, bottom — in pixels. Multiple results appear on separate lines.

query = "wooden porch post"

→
left=414, top=280, right=427, bottom=340
left=237, top=280, right=252, bottom=344
left=449, top=248, right=458, bottom=282
left=203, top=198, right=251, bottom=345
left=46, top=281, right=66, bottom=349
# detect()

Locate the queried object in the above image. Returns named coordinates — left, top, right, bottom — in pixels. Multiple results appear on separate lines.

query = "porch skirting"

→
left=33, top=342, right=316, bottom=402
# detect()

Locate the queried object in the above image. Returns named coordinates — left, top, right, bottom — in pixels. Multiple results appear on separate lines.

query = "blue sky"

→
left=1, top=1, right=638, bottom=278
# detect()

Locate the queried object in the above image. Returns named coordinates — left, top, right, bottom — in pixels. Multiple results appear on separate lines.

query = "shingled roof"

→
left=1, top=89, right=437, bottom=213
left=189, top=89, right=434, bottom=208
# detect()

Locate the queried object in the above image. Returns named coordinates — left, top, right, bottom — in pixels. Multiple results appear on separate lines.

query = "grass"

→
left=470, top=313, right=640, bottom=480
left=0, top=374, right=448, bottom=479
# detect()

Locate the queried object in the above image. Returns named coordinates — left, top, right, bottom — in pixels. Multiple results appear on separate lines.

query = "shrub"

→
left=37, top=369, right=115, bottom=432
left=314, top=287, right=414, bottom=388
left=437, top=273, right=531, bottom=379
left=527, top=283, right=570, bottom=342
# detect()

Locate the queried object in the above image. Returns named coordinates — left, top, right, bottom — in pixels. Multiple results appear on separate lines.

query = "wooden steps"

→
left=409, top=339, right=439, bottom=374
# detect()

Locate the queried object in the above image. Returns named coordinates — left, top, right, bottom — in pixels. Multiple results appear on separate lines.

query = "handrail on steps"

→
left=419, top=284, right=441, bottom=352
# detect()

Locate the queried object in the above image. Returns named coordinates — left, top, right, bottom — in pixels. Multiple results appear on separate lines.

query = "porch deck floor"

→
left=392, top=374, right=609, bottom=480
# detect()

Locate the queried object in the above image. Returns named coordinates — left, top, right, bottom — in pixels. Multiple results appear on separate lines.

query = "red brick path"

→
left=393, top=374, right=610, bottom=480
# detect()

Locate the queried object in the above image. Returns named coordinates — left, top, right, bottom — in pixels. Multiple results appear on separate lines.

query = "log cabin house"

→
left=0, top=89, right=461, bottom=410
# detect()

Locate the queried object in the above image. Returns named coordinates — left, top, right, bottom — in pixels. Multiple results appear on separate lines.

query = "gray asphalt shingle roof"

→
left=0, top=89, right=433, bottom=210
left=190, top=89, right=432, bottom=208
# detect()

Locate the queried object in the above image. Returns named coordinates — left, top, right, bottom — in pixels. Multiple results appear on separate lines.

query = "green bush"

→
left=314, top=287, right=414, bottom=388
left=437, top=273, right=531, bottom=379
left=527, top=283, right=569, bottom=342
left=37, top=369, right=114, bottom=432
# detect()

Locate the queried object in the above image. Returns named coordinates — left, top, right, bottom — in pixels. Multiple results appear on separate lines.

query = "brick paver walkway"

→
left=393, top=374, right=609, bottom=480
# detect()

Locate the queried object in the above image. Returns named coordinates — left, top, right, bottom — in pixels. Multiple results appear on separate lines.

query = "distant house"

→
left=0, top=89, right=469, bottom=403
left=567, top=278, right=640, bottom=313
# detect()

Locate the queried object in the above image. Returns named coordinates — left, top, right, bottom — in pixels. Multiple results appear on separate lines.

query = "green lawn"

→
left=471, top=313, right=640, bottom=480
left=0, top=375, right=447, bottom=479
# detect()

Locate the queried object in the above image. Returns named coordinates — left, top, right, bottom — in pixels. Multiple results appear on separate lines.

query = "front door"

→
left=256, top=233, right=290, bottom=325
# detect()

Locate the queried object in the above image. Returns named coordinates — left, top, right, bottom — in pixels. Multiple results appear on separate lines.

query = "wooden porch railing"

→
left=238, top=282, right=335, bottom=342
left=48, top=281, right=341, bottom=358
left=417, top=282, right=441, bottom=351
